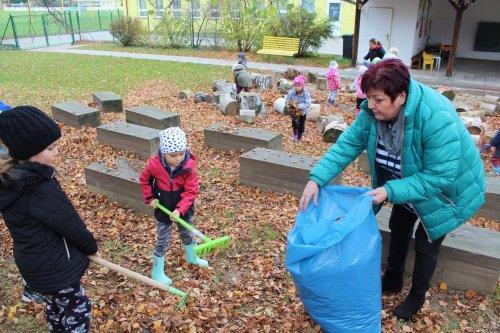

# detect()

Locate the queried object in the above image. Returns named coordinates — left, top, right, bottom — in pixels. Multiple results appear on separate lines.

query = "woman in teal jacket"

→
left=299, top=59, right=485, bottom=321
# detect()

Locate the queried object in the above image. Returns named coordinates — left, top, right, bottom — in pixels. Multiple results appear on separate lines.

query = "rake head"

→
left=195, top=236, right=231, bottom=257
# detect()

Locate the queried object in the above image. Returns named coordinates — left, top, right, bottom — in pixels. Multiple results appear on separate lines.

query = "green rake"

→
left=156, top=203, right=231, bottom=257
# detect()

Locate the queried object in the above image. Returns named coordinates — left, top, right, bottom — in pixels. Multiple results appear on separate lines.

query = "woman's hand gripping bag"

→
left=285, top=186, right=382, bottom=333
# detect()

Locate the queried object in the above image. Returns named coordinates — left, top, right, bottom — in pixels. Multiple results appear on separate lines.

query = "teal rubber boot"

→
left=184, top=243, right=209, bottom=267
left=151, top=254, right=172, bottom=285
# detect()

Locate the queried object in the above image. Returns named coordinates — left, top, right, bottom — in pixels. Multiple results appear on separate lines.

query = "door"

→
left=365, top=7, right=393, bottom=48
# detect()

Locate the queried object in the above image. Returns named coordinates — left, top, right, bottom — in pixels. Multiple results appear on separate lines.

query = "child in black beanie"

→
left=0, top=106, right=98, bottom=333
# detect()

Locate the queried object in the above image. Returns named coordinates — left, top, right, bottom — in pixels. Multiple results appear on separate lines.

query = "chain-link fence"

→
left=0, top=9, right=121, bottom=50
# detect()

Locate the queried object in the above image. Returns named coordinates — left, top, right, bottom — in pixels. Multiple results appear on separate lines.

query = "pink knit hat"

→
left=293, top=75, right=306, bottom=87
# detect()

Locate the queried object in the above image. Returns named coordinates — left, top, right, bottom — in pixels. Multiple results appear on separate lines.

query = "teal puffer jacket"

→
left=310, top=78, right=485, bottom=241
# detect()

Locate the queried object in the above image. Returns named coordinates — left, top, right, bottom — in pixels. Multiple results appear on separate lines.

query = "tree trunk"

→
left=446, top=7, right=463, bottom=77
left=219, top=98, right=240, bottom=116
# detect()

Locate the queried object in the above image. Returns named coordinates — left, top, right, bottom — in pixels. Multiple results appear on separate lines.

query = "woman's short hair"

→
left=360, top=58, right=410, bottom=101
left=369, top=38, right=378, bottom=44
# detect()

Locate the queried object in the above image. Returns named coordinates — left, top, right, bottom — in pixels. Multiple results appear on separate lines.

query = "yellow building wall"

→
left=124, top=0, right=355, bottom=34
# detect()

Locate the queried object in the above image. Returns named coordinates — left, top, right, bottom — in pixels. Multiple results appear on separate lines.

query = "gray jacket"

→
left=233, top=64, right=252, bottom=88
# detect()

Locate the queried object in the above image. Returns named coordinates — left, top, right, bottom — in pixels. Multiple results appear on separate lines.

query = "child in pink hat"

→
left=285, top=75, right=312, bottom=141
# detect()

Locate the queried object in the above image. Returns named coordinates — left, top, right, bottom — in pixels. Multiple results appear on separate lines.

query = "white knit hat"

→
left=159, top=127, right=187, bottom=154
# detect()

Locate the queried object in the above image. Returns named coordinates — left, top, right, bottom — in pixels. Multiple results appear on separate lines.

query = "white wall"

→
left=358, top=0, right=420, bottom=65
left=428, top=0, right=500, bottom=61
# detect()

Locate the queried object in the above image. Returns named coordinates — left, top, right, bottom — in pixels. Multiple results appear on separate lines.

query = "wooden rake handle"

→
left=87, top=255, right=186, bottom=297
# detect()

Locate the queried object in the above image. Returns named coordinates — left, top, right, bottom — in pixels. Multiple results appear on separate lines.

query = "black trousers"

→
left=291, top=114, right=306, bottom=139
left=386, top=205, right=445, bottom=296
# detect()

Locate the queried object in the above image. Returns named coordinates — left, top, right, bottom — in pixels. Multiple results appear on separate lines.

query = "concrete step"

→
left=96, top=121, right=159, bottom=158
left=92, top=91, right=123, bottom=113
left=125, top=105, right=180, bottom=130
left=204, top=123, right=283, bottom=152
left=85, top=159, right=151, bottom=215
left=51, top=101, right=101, bottom=128
left=239, top=147, right=341, bottom=196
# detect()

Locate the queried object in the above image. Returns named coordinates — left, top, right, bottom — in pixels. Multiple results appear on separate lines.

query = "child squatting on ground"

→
left=326, top=60, right=341, bottom=106
left=285, top=75, right=312, bottom=142
left=0, top=106, right=99, bottom=333
left=140, top=127, right=208, bottom=286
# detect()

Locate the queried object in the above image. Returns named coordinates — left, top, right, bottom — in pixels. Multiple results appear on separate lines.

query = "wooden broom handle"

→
left=88, top=255, right=185, bottom=297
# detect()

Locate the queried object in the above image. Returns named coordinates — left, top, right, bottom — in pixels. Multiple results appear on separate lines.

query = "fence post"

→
left=68, top=11, right=75, bottom=44
left=98, top=10, right=102, bottom=30
left=76, top=11, right=81, bottom=32
left=10, top=15, right=19, bottom=49
left=41, top=14, right=49, bottom=47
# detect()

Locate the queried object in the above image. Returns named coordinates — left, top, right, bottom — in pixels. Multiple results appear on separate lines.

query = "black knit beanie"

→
left=0, top=106, right=61, bottom=160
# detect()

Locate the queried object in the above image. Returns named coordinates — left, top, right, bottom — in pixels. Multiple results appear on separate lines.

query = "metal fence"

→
left=0, top=9, right=121, bottom=50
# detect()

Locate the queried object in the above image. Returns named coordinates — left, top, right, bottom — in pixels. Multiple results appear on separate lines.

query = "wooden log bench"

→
left=85, top=159, right=151, bottom=215
left=125, top=105, right=180, bottom=130
left=257, top=36, right=300, bottom=57
left=239, top=147, right=341, bottom=196
left=204, top=123, right=283, bottom=152
left=96, top=121, right=159, bottom=158
left=376, top=207, right=500, bottom=294
left=51, top=101, right=101, bottom=128
left=92, top=91, right=123, bottom=113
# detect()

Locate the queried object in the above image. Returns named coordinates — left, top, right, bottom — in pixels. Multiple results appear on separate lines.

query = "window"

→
left=139, top=0, right=147, bottom=17
left=172, top=0, right=181, bottom=19
left=190, top=0, right=201, bottom=19
left=301, top=0, right=315, bottom=12
left=329, top=3, right=340, bottom=22
left=155, top=0, right=165, bottom=18
left=209, top=0, right=220, bottom=19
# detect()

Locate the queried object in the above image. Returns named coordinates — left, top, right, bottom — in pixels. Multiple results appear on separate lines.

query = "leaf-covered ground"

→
left=0, top=51, right=498, bottom=332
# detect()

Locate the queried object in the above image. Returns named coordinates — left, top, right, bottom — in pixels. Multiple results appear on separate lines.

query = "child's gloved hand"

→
left=149, top=199, right=159, bottom=208
left=171, top=209, right=180, bottom=217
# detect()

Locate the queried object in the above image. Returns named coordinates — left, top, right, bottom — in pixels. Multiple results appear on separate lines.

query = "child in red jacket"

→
left=139, top=127, right=207, bottom=286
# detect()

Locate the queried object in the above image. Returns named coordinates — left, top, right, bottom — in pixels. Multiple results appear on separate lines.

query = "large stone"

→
left=239, top=92, right=265, bottom=115
left=306, top=104, right=321, bottom=122
left=85, top=158, right=151, bottom=215
left=212, top=79, right=229, bottom=92
left=204, top=123, right=282, bottom=152
left=482, top=95, right=500, bottom=104
left=358, top=151, right=369, bottom=173
left=96, top=121, right=160, bottom=158
left=92, top=91, right=123, bottom=113
left=274, top=97, right=286, bottom=114
left=194, top=92, right=213, bottom=104
left=377, top=207, right=500, bottom=293
left=479, top=102, right=499, bottom=115
left=271, top=71, right=283, bottom=86
left=51, top=101, right=101, bottom=128
left=238, top=109, right=256, bottom=124
left=125, top=105, right=180, bottom=130
left=239, top=147, right=341, bottom=196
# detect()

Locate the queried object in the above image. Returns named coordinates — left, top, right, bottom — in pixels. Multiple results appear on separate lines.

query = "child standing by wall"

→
left=285, top=75, right=312, bottom=142
left=0, top=106, right=99, bottom=333
left=140, top=127, right=207, bottom=286
left=326, top=60, right=341, bottom=106
left=354, top=65, right=368, bottom=115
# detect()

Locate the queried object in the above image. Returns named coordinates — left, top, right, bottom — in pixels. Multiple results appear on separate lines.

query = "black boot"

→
left=393, top=289, right=425, bottom=321
left=382, top=269, right=404, bottom=294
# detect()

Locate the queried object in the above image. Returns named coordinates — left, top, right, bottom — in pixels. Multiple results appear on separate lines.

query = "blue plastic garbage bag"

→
left=0, top=101, right=11, bottom=155
left=285, top=186, right=382, bottom=333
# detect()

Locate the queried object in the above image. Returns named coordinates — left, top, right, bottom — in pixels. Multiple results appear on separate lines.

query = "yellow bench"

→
left=257, top=36, right=300, bottom=57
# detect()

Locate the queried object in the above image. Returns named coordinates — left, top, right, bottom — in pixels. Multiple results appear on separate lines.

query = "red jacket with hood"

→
left=139, top=152, right=199, bottom=222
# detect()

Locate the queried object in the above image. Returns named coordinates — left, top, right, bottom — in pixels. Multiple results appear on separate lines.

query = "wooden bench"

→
left=257, top=36, right=300, bottom=57
left=85, top=159, right=152, bottom=215
left=239, top=147, right=341, bottom=196
left=377, top=207, right=500, bottom=293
